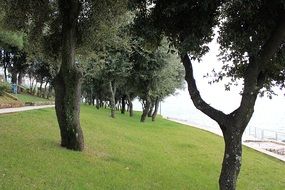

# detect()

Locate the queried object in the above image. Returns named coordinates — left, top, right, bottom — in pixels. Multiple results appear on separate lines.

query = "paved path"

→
left=166, top=117, right=285, bottom=163
left=0, top=105, right=55, bottom=114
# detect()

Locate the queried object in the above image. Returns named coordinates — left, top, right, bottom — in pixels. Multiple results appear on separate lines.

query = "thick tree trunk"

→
left=219, top=125, right=243, bottom=190
left=55, top=0, right=84, bottom=151
left=151, top=97, right=159, bottom=121
left=141, top=97, right=150, bottom=122
left=109, top=81, right=116, bottom=118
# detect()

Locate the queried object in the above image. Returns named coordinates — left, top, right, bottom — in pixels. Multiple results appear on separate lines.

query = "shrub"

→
left=0, top=82, right=11, bottom=96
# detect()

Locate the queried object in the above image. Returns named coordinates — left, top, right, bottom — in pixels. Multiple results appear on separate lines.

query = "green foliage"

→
left=217, top=0, right=285, bottom=94
left=131, top=39, right=184, bottom=100
left=149, top=0, right=221, bottom=57
left=0, top=82, right=10, bottom=95
left=0, top=106, right=285, bottom=189
left=0, top=30, right=25, bottom=50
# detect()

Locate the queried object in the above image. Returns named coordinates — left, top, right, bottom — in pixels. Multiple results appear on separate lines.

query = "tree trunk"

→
left=38, top=79, right=43, bottom=97
left=126, top=95, right=133, bottom=117
left=11, top=71, right=17, bottom=84
left=218, top=124, right=243, bottom=190
left=148, top=101, right=154, bottom=117
left=121, top=95, right=126, bottom=114
left=152, top=97, right=159, bottom=121
left=55, top=0, right=84, bottom=151
left=44, top=81, right=48, bottom=98
left=3, top=51, right=9, bottom=82
left=17, top=72, right=23, bottom=94
left=3, top=66, right=7, bottom=82
left=109, top=81, right=116, bottom=118
left=141, top=97, right=150, bottom=122
left=129, top=101, right=133, bottom=117
left=18, top=72, right=23, bottom=86
left=96, top=98, right=100, bottom=109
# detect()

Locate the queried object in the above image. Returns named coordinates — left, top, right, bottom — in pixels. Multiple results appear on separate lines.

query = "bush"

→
left=0, top=82, right=11, bottom=96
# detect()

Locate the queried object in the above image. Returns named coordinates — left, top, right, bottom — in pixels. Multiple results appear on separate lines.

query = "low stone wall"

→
left=25, top=101, right=55, bottom=106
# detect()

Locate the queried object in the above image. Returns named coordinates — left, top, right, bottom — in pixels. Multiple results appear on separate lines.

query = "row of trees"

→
left=1, top=1, right=284, bottom=190
left=81, top=38, right=184, bottom=121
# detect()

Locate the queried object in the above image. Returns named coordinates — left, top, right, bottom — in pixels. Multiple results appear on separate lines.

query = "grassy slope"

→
left=0, top=105, right=284, bottom=190
left=14, top=94, right=52, bottom=103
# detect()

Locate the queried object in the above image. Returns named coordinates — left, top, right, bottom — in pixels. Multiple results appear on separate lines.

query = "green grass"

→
left=15, top=93, right=53, bottom=103
left=0, top=105, right=284, bottom=190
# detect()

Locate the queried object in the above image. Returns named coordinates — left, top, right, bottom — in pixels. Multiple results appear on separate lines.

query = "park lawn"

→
left=15, top=93, right=53, bottom=103
left=0, top=105, right=284, bottom=190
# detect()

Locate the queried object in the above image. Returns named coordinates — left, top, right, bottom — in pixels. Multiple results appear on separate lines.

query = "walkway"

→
left=0, top=105, right=55, bottom=114
left=166, top=117, right=285, bottom=163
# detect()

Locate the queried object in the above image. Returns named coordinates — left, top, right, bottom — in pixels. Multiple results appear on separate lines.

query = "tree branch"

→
left=236, top=12, right=285, bottom=127
left=182, top=54, right=228, bottom=127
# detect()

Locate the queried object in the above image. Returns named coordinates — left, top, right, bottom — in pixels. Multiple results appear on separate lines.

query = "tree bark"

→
left=17, top=72, right=23, bottom=93
left=141, top=97, right=150, bottom=122
left=17, top=72, right=23, bottom=86
left=151, top=97, right=159, bottom=121
left=109, top=81, right=116, bottom=118
left=148, top=100, right=154, bottom=117
left=219, top=124, right=243, bottom=190
left=127, top=95, right=133, bottom=117
left=96, top=98, right=100, bottom=109
left=11, top=70, right=17, bottom=84
left=44, top=81, right=48, bottom=98
left=54, top=0, right=84, bottom=151
left=121, top=95, right=126, bottom=114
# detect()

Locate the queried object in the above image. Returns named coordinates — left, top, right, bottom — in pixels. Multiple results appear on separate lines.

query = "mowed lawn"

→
left=0, top=105, right=284, bottom=190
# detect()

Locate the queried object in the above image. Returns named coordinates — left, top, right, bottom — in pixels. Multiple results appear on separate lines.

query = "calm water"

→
left=133, top=88, right=285, bottom=134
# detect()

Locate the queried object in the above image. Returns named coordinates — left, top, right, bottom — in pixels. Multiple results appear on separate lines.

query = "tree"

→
left=143, top=0, right=285, bottom=189
left=0, top=0, right=129, bottom=151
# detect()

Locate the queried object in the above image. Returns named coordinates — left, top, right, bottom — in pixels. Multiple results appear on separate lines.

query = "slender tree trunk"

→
left=54, top=0, right=84, bottom=151
left=38, top=79, right=43, bottom=97
left=3, top=66, right=7, bottom=82
left=3, top=52, right=9, bottom=82
left=109, top=81, right=116, bottom=118
left=11, top=71, right=17, bottom=84
left=17, top=72, right=23, bottom=93
left=121, top=95, right=126, bottom=114
left=44, top=81, right=48, bottom=98
left=129, top=101, right=133, bottom=117
left=96, top=98, right=100, bottom=109
left=152, top=97, right=159, bottom=121
left=148, top=101, right=154, bottom=117
left=141, top=97, right=150, bottom=122
left=18, top=72, right=23, bottom=86
left=126, top=95, right=133, bottom=117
